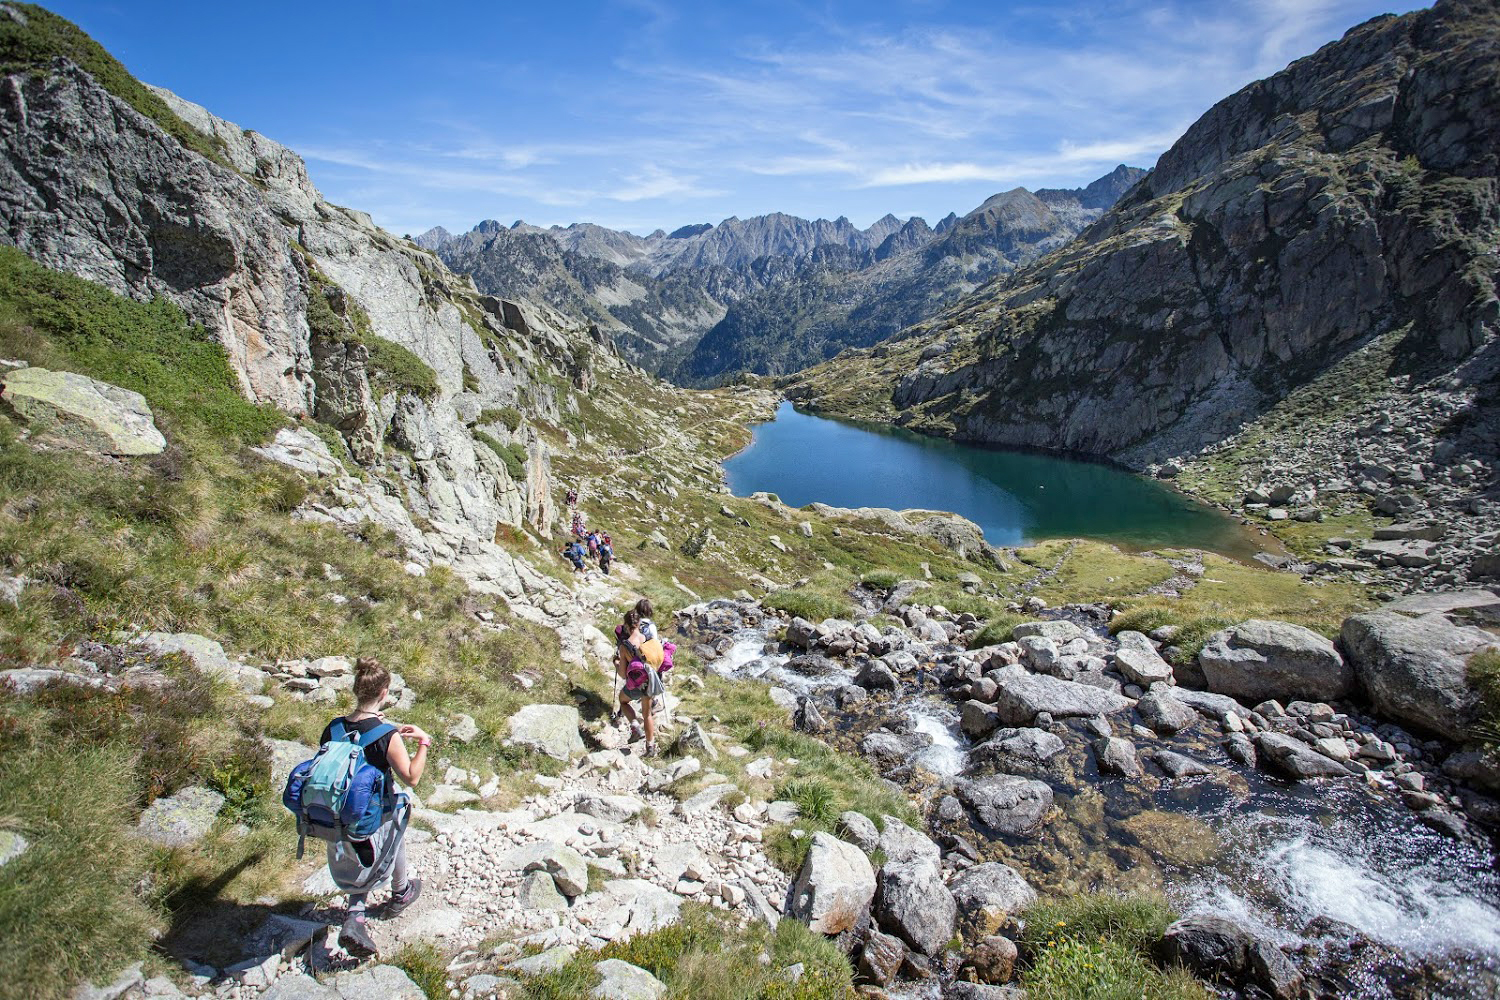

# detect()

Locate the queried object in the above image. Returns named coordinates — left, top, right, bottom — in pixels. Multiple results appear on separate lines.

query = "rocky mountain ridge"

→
left=431, top=166, right=1143, bottom=382
left=784, top=0, right=1500, bottom=591
left=672, top=169, right=1145, bottom=385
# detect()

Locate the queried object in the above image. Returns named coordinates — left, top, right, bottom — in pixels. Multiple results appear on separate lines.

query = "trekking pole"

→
left=609, top=650, right=621, bottom=724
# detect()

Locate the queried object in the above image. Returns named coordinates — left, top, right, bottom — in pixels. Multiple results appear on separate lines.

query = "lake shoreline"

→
left=729, top=399, right=1273, bottom=562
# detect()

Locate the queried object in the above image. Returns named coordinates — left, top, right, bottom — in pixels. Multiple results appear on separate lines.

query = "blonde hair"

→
left=353, top=656, right=390, bottom=705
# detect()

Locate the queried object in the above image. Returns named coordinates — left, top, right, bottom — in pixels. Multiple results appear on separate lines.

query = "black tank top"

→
left=321, top=715, right=395, bottom=777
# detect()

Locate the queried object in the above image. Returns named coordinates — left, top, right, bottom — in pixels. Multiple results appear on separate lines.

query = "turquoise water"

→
left=725, top=402, right=1257, bottom=557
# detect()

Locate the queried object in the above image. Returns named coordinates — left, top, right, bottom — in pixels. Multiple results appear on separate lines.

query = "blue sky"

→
left=48, top=0, right=1427, bottom=236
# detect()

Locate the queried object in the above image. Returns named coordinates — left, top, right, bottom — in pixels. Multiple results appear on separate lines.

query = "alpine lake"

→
left=726, top=401, right=1259, bottom=559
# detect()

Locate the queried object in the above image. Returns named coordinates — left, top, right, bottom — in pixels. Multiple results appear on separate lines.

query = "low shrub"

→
left=969, top=612, right=1033, bottom=648
left=859, top=570, right=900, bottom=590
left=1018, top=892, right=1209, bottom=1000
left=762, top=589, right=852, bottom=623
left=474, top=431, right=527, bottom=480
left=367, top=335, right=440, bottom=399
left=1468, top=649, right=1500, bottom=743
left=478, top=406, right=524, bottom=432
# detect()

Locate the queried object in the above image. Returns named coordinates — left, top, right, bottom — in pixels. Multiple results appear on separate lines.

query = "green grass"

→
left=0, top=747, right=158, bottom=1000
left=1018, top=893, right=1210, bottom=1000
left=0, top=5, right=232, bottom=168
left=0, top=246, right=285, bottom=445
left=762, top=587, right=854, bottom=623
left=391, top=942, right=449, bottom=1000
left=367, top=335, right=440, bottom=400
left=969, top=612, right=1033, bottom=648
left=1468, top=649, right=1500, bottom=744
left=522, top=905, right=856, bottom=1000
left=740, top=726, right=914, bottom=871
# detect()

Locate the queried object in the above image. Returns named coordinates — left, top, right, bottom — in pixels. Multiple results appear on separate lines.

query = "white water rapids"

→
left=700, top=618, right=1500, bottom=984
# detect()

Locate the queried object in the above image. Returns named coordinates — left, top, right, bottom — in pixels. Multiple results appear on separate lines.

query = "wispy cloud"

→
left=282, top=0, right=1425, bottom=231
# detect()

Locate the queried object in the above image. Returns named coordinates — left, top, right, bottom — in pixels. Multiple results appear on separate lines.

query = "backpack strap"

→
left=329, top=719, right=348, bottom=743
left=357, top=723, right=396, bottom=748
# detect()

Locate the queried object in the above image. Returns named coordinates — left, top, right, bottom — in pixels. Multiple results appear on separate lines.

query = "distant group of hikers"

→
left=561, top=487, right=614, bottom=574
left=282, top=598, right=672, bottom=959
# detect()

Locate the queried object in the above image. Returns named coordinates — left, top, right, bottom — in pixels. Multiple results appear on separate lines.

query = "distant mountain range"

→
left=422, top=164, right=1144, bottom=384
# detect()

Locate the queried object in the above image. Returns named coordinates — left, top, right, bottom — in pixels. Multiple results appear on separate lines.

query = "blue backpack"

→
left=282, top=719, right=395, bottom=858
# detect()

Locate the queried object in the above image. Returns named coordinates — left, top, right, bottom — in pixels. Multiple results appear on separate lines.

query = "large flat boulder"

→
left=990, top=665, right=1132, bottom=726
left=1255, top=733, right=1355, bottom=780
left=786, top=832, right=876, bottom=935
left=1113, top=631, right=1173, bottom=686
left=137, top=632, right=267, bottom=693
left=1198, top=620, right=1350, bottom=702
left=136, top=785, right=223, bottom=847
left=592, top=959, right=666, bottom=1000
left=956, top=775, right=1053, bottom=835
left=0, top=367, right=165, bottom=455
left=1341, top=611, right=1498, bottom=740
left=507, top=704, right=585, bottom=759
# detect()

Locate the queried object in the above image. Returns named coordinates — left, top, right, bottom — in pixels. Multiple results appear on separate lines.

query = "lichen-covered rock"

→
left=786, top=832, right=876, bottom=935
left=991, top=665, right=1133, bottom=726
left=956, top=775, right=1053, bottom=835
left=874, top=859, right=957, bottom=955
left=332, top=964, right=427, bottom=1000
left=0, top=367, right=166, bottom=455
left=592, top=959, right=666, bottom=1000
left=1341, top=611, right=1498, bottom=740
left=1198, top=620, right=1351, bottom=703
left=136, top=785, right=224, bottom=847
left=507, top=704, right=585, bottom=759
left=949, top=862, right=1037, bottom=933
left=137, top=632, right=266, bottom=693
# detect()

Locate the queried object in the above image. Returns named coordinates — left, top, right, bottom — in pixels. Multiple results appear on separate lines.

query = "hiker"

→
left=587, top=530, right=600, bottom=558
left=571, top=511, right=585, bottom=537
left=562, top=540, right=586, bottom=572
left=634, top=597, right=657, bottom=641
left=565, top=488, right=578, bottom=507
left=598, top=536, right=613, bottom=575
left=324, top=658, right=430, bottom=957
left=614, top=608, right=665, bottom=757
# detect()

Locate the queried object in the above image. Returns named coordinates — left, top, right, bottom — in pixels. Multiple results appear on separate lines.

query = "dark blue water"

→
left=725, top=402, right=1255, bottom=556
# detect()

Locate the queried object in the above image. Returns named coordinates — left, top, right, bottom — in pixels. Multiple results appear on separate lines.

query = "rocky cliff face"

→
left=784, top=0, right=1500, bottom=590
left=792, top=2, right=1497, bottom=459
left=0, top=15, right=668, bottom=644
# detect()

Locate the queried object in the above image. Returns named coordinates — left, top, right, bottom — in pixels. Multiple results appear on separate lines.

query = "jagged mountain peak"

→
left=412, top=225, right=454, bottom=250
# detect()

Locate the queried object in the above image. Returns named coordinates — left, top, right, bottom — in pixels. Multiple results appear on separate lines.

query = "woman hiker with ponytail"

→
left=614, top=608, right=664, bottom=758
left=324, top=657, right=432, bottom=957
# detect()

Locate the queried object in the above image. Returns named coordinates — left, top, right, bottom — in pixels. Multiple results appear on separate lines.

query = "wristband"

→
left=417, top=738, right=432, bottom=748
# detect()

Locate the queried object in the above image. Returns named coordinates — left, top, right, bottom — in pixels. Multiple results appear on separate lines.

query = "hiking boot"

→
left=386, top=877, right=422, bottom=918
left=630, top=723, right=644, bottom=743
left=644, top=741, right=658, bottom=759
left=339, top=915, right=378, bottom=958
